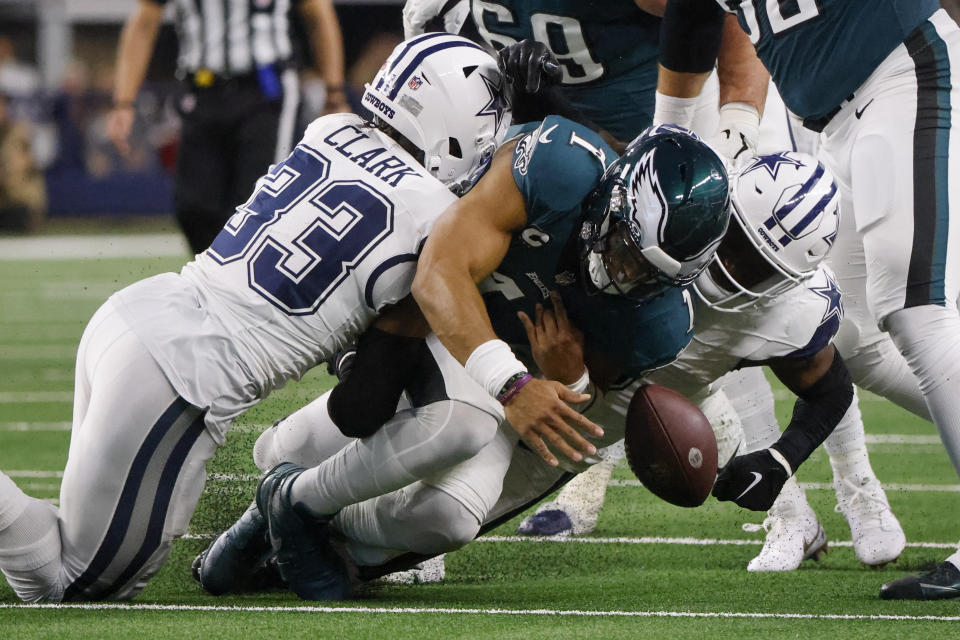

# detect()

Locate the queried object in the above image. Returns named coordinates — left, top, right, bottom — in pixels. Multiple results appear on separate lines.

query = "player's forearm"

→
left=113, top=0, right=163, bottom=104
left=302, top=0, right=345, bottom=88
left=411, top=259, right=501, bottom=365
left=717, top=14, right=768, bottom=113
left=772, top=351, right=854, bottom=473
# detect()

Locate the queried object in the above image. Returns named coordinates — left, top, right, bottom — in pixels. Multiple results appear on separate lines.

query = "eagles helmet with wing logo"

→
left=580, top=125, right=731, bottom=299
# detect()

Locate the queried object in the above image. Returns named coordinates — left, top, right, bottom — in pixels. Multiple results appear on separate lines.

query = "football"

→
left=624, top=383, right=718, bottom=508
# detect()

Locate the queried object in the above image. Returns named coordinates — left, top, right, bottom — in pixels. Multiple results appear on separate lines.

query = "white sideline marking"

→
left=178, top=532, right=959, bottom=550
left=0, top=391, right=73, bottom=403
left=865, top=434, right=943, bottom=445
left=0, top=346, right=77, bottom=360
left=9, top=470, right=960, bottom=494
left=0, top=422, right=71, bottom=431
left=1, top=602, right=958, bottom=622
left=0, top=234, right=188, bottom=261
left=607, top=479, right=960, bottom=492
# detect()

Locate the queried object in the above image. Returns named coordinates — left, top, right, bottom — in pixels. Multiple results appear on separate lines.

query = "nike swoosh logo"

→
left=855, top=99, right=874, bottom=119
left=735, top=471, right=763, bottom=501
left=920, top=583, right=959, bottom=592
left=538, top=124, right=558, bottom=144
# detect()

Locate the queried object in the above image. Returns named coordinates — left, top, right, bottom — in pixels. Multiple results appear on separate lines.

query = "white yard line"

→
left=0, top=602, right=957, bottom=622
left=607, top=479, right=960, bottom=492
left=0, top=391, right=74, bottom=402
left=176, top=532, right=957, bottom=550
left=0, top=422, right=71, bottom=431
left=0, top=234, right=188, bottom=261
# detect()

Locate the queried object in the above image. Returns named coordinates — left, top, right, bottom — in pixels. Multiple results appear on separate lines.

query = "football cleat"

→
left=378, top=555, right=447, bottom=585
left=880, top=562, right=960, bottom=600
left=257, top=462, right=351, bottom=600
left=193, top=500, right=274, bottom=595
left=325, top=346, right=356, bottom=381
left=517, top=507, right=575, bottom=537
left=742, top=477, right=827, bottom=572
left=834, top=475, right=905, bottom=566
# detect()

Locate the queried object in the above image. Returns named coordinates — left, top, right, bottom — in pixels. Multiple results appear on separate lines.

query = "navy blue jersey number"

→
left=207, top=145, right=394, bottom=315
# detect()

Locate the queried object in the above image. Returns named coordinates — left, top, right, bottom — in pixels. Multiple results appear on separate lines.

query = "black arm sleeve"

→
left=327, top=328, right=425, bottom=439
left=771, top=351, right=854, bottom=472
left=658, top=0, right=726, bottom=73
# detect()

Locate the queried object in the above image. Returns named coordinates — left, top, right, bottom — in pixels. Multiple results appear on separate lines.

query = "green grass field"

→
left=1, top=241, right=959, bottom=639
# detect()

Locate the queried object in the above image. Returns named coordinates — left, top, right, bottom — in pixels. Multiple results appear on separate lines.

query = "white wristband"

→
left=653, top=91, right=700, bottom=129
left=566, top=369, right=591, bottom=394
left=464, top=339, right=528, bottom=399
left=768, top=447, right=793, bottom=477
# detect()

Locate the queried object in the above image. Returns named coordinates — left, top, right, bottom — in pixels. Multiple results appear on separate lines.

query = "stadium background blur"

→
left=0, top=0, right=406, bottom=231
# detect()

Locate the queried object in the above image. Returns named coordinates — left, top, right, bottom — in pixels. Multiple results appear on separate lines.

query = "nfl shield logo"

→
left=408, top=76, right=423, bottom=91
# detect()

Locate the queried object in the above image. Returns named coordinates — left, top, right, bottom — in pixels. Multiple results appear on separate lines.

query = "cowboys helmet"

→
left=363, top=33, right=512, bottom=194
left=580, top=125, right=731, bottom=299
left=694, top=151, right=840, bottom=311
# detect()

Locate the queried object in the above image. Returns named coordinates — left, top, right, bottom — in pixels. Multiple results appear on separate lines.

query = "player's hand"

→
left=402, top=0, right=469, bottom=37
left=107, top=106, right=135, bottom=156
left=712, top=448, right=790, bottom=511
left=518, top=291, right=586, bottom=385
left=504, top=377, right=603, bottom=467
left=497, top=39, right=562, bottom=99
left=709, top=102, right=760, bottom=168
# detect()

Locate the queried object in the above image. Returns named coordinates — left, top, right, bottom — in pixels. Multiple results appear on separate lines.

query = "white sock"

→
left=823, top=388, right=875, bottom=482
left=253, top=392, right=353, bottom=472
left=721, top=368, right=780, bottom=453
left=290, top=401, right=498, bottom=517
left=0, top=474, right=63, bottom=602
left=335, top=484, right=480, bottom=566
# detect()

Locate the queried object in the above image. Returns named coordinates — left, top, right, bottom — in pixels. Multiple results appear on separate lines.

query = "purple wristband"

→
left=497, top=372, right=533, bottom=406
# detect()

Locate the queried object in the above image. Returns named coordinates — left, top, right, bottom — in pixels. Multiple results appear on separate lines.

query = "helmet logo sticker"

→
left=407, top=75, right=423, bottom=90
left=476, top=73, right=508, bottom=132
left=741, top=151, right=805, bottom=180
left=627, top=148, right=668, bottom=247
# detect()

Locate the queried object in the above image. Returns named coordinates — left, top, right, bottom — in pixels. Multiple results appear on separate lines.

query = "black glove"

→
left=497, top=40, right=562, bottom=105
left=712, top=448, right=790, bottom=511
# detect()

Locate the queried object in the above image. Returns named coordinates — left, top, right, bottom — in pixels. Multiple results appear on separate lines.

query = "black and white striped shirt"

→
left=153, top=0, right=301, bottom=77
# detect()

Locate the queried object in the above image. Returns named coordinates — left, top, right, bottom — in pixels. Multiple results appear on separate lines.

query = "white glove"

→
left=709, top=102, right=760, bottom=167
left=402, top=0, right=470, bottom=38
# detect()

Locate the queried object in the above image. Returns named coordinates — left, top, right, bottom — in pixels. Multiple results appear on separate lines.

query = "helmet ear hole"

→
left=448, top=138, right=462, bottom=159
left=462, top=65, right=478, bottom=78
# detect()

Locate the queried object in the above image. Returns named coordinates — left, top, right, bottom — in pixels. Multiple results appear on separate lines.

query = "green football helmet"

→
left=579, top=125, right=731, bottom=299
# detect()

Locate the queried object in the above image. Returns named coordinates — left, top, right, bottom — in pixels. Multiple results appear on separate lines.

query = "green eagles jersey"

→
left=480, top=117, right=695, bottom=378
left=470, top=0, right=661, bottom=139
left=718, top=0, right=938, bottom=119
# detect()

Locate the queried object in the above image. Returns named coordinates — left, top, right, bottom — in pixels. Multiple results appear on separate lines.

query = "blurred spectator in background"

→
left=107, top=0, right=347, bottom=254
left=0, top=91, right=46, bottom=232
left=0, top=36, right=40, bottom=105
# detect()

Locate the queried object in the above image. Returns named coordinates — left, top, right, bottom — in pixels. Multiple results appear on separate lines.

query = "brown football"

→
left=624, top=383, right=718, bottom=508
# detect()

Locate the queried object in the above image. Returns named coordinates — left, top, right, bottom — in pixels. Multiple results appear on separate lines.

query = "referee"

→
left=107, top=0, right=347, bottom=253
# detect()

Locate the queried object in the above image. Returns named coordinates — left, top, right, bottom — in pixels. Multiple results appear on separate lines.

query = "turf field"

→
left=1, top=235, right=959, bottom=639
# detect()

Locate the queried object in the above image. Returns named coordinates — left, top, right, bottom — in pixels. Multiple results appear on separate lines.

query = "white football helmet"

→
left=362, top=33, right=512, bottom=194
left=694, top=151, right=840, bottom=311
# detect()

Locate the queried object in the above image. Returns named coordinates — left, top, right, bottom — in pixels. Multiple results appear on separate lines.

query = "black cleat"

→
left=257, top=462, right=351, bottom=601
left=325, top=346, right=356, bottom=381
left=193, top=501, right=273, bottom=595
left=880, top=562, right=960, bottom=600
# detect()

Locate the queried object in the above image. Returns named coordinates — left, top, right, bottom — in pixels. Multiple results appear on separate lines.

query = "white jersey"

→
left=648, top=266, right=844, bottom=396
left=113, top=113, right=458, bottom=441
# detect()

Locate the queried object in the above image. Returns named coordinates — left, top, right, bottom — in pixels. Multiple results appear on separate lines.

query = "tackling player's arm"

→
left=713, top=344, right=854, bottom=510
left=656, top=0, right=768, bottom=160
left=108, top=0, right=164, bottom=156
left=412, top=142, right=603, bottom=467
left=299, top=0, right=348, bottom=114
